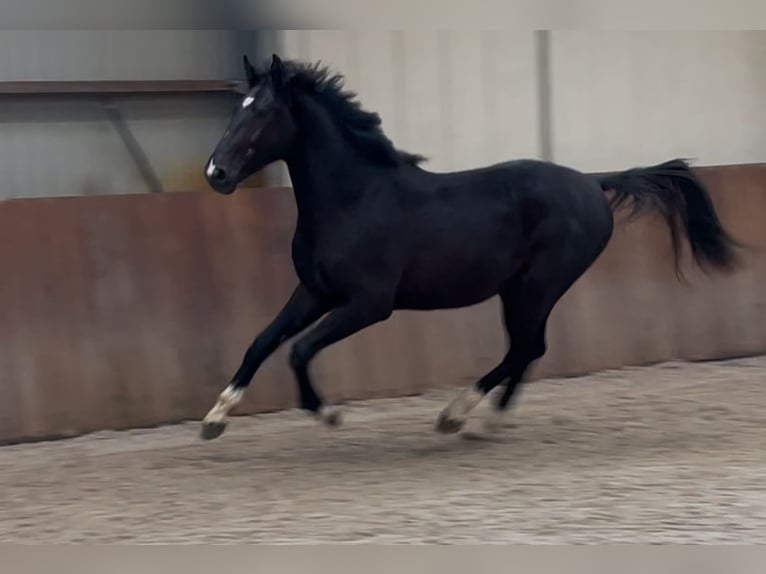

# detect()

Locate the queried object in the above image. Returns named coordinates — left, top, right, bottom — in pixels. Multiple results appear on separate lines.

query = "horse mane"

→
left=262, top=59, right=426, bottom=167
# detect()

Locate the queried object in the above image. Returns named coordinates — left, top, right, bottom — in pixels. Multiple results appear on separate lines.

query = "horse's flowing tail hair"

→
left=597, top=158, right=740, bottom=274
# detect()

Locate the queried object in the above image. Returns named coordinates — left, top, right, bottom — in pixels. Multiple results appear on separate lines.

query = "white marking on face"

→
left=206, top=160, right=216, bottom=177
left=242, top=95, right=255, bottom=109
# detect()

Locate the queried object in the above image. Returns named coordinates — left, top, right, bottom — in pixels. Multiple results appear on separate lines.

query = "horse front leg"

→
left=287, top=299, right=393, bottom=426
left=201, top=284, right=329, bottom=440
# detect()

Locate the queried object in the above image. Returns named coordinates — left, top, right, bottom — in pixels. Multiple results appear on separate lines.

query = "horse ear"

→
left=243, top=55, right=258, bottom=87
left=270, top=53, right=285, bottom=89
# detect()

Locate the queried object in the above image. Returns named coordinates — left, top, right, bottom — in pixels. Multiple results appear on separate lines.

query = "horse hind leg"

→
left=435, top=371, right=503, bottom=434
left=479, top=246, right=603, bottom=436
left=481, top=323, right=547, bottom=436
left=435, top=295, right=549, bottom=436
left=436, top=248, right=584, bottom=436
left=435, top=279, right=527, bottom=435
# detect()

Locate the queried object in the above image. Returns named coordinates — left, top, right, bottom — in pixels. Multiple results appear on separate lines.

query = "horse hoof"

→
left=200, top=420, right=227, bottom=441
left=317, top=406, right=343, bottom=427
left=435, top=411, right=465, bottom=434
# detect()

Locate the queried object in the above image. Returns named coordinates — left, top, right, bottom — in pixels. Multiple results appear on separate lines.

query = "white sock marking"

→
left=203, top=384, right=244, bottom=425
left=316, top=405, right=342, bottom=426
left=442, top=387, right=484, bottom=422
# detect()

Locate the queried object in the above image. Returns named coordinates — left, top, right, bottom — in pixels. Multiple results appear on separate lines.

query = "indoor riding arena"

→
left=1, top=30, right=765, bottom=544
left=1, top=168, right=764, bottom=544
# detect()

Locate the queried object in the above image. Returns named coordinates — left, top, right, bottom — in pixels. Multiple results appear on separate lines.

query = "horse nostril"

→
left=211, top=167, right=227, bottom=182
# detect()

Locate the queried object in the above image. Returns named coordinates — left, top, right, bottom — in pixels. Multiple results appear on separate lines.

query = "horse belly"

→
left=395, top=257, right=510, bottom=310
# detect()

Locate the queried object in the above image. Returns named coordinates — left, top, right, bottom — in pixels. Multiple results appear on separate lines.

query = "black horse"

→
left=200, top=54, right=738, bottom=440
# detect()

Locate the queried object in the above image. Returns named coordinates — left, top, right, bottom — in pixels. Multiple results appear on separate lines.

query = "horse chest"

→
left=290, top=231, right=350, bottom=298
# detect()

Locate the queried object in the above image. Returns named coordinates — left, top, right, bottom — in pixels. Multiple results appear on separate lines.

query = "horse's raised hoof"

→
left=200, top=420, right=227, bottom=441
left=317, top=405, right=343, bottom=427
left=435, top=411, right=465, bottom=434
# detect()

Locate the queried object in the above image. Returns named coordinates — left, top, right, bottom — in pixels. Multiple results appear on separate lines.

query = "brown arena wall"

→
left=0, top=164, right=764, bottom=443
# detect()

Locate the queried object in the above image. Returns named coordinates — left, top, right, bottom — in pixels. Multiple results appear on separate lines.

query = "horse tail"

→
left=597, top=158, right=739, bottom=274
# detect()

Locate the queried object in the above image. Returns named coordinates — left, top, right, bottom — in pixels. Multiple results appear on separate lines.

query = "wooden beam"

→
left=0, top=80, right=245, bottom=97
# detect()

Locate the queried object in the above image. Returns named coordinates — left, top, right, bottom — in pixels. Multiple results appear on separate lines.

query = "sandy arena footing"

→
left=0, top=356, right=765, bottom=543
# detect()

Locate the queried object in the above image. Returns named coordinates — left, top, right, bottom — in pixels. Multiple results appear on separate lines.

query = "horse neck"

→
left=284, top=96, right=379, bottom=223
